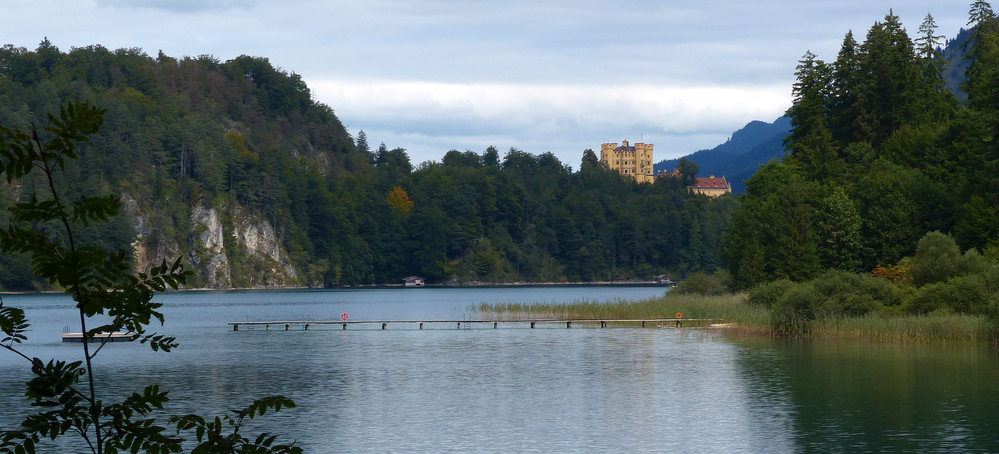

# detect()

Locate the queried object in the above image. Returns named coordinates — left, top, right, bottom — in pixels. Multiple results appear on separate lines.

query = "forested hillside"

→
left=723, top=6, right=999, bottom=289
left=0, top=42, right=734, bottom=289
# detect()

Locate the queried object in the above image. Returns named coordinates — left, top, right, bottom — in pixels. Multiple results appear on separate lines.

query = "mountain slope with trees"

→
left=0, top=42, right=735, bottom=289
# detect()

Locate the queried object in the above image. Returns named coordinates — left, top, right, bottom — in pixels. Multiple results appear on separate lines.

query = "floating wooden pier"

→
left=227, top=318, right=716, bottom=331
left=61, top=332, right=133, bottom=343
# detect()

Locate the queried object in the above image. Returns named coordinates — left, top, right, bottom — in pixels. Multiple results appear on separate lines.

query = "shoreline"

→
left=1, top=280, right=672, bottom=295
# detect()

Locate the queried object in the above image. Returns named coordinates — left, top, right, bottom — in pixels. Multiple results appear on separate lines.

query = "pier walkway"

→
left=228, top=318, right=716, bottom=331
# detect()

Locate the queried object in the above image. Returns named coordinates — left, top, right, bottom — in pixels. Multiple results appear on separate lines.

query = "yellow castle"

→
left=600, top=140, right=654, bottom=183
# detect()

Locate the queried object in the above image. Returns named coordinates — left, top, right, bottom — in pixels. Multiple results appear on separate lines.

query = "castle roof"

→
left=692, top=175, right=730, bottom=190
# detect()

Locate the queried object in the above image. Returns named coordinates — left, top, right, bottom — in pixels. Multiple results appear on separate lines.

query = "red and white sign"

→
left=341, top=312, right=349, bottom=321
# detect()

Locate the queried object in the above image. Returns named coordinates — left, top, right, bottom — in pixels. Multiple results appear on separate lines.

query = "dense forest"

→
left=0, top=41, right=733, bottom=289
left=717, top=3, right=999, bottom=333
left=724, top=5, right=999, bottom=288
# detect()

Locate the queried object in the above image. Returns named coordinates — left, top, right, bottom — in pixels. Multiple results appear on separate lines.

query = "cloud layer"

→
left=313, top=80, right=790, bottom=165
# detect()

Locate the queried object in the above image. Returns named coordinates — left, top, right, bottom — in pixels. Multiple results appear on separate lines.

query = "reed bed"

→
left=478, top=293, right=771, bottom=330
left=811, top=313, right=994, bottom=343
left=480, top=292, right=997, bottom=344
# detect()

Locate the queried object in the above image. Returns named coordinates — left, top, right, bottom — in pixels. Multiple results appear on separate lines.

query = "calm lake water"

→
left=2, top=287, right=998, bottom=453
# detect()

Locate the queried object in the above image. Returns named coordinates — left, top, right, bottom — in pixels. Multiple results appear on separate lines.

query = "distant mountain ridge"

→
left=655, top=116, right=791, bottom=193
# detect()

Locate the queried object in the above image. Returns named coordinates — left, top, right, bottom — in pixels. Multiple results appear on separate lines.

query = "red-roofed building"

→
left=691, top=175, right=731, bottom=197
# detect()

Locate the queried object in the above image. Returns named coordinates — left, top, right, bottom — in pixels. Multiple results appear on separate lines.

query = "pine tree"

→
left=969, top=0, right=996, bottom=28
left=786, top=51, right=832, bottom=152
left=915, top=14, right=946, bottom=91
left=965, top=1, right=999, bottom=111
left=829, top=31, right=863, bottom=145
left=855, top=11, right=923, bottom=147
left=355, top=130, right=373, bottom=163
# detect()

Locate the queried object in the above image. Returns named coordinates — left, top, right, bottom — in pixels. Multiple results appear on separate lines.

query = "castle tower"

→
left=599, top=140, right=654, bottom=183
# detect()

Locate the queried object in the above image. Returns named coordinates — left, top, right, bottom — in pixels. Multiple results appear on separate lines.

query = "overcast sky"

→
left=2, top=0, right=975, bottom=167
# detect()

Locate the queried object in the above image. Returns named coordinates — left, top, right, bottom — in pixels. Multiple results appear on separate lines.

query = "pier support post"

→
left=420, top=322, right=424, bottom=330
left=285, top=324, right=289, bottom=331
left=531, top=322, right=535, bottom=328
left=233, top=324, right=238, bottom=332
left=642, top=321, right=645, bottom=328
left=601, top=321, right=606, bottom=328
left=567, top=321, right=572, bottom=328
left=382, top=323, right=387, bottom=330
left=493, top=322, right=497, bottom=329
left=342, top=323, right=347, bottom=331
left=266, top=324, right=269, bottom=331
left=305, top=324, right=309, bottom=331
left=457, top=322, right=461, bottom=330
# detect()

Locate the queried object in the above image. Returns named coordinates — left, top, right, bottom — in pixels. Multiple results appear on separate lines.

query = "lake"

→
left=2, top=287, right=998, bottom=452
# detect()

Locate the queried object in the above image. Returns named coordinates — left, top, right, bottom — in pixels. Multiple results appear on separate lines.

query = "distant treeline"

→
left=0, top=40, right=732, bottom=289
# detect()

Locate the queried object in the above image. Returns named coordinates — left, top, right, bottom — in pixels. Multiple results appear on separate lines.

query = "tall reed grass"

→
left=478, top=293, right=771, bottom=330
left=479, top=292, right=997, bottom=344
left=810, top=313, right=993, bottom=343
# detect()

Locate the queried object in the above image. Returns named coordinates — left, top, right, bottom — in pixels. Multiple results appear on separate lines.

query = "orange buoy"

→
left=675, top=312, right=682, bottom=319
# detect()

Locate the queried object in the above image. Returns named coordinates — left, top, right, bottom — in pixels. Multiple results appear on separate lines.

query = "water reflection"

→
left=731, top=337, right=999, bottom=453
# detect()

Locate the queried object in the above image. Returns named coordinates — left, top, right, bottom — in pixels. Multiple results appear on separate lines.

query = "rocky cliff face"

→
left=188, top=205, right=233, bottom=288
left=230, top=206, right=298, bottom=287
left=126, top=194, right=299, bottom=288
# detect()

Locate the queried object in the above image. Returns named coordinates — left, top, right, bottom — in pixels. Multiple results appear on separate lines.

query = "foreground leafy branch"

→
left=0, top=102, right=300, bottom=453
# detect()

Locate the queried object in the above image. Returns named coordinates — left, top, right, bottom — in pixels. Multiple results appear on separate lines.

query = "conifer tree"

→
left=855, top=11, right=923, bottom=147
left=915, top=14, right=947, bottom=91
left=829, top=31, right=863, bottom=145
left=965, top=1, right=999, bottom=111
left=969, top=0, right=996, bottom=28
left=785, top=51, right=831, bottom=152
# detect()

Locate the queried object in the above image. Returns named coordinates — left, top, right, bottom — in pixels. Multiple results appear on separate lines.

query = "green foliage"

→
left=672, top=271, right=732, bottom=296
left=722, top=161, right=823, bottom=288
left=746, top=279, right=795, bottom=308
left=0, top=102, right=297, bottom=453
left=910, top=231, right=962, bottom=286
left=772, top=284, right=822, bottom=336
left=813, top=186, right=862, bottom=271
left=770, top=270, right=901, bottom=336
left=169, top=397, right=300, bottom=454
left=909, top=274, right=993, bottom=315
left=728, top=3, right=999, bottom=288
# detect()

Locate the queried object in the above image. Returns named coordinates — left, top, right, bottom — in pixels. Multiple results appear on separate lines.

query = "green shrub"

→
left=770, top=271, right=903, bottom=335
left=747, top=279, right=795, bottom=308
left=673, top=271, right=732, bottom=296
left=772, top=283, right=821, bottom=336
left=981, top=264, right=999, bottom=292
left=810, top=270, right=900, bottom=315
left=910, top=274, right=992, bottom=315
left=910, top=231, right=961, bottom=286
left=959, top=248, right=987, bottom=276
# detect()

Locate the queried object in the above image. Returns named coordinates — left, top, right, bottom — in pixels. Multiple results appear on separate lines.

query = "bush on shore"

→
left=753, top=232, right=999, bottom=340
left=672, top=271, right=733, bottom=296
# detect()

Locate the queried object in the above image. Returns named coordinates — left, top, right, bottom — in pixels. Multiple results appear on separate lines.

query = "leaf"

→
left=70, top=194, right=121, bottom=226
left=0, top=305, right=30, bottom=344
left=8, top=198, right=64, bottom=224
